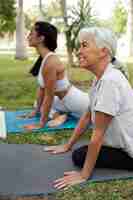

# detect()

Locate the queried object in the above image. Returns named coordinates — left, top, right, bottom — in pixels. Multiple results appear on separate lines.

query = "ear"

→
left=100, top=47, right=109, bottom=58
left=38, top=35, right=45, bottom=43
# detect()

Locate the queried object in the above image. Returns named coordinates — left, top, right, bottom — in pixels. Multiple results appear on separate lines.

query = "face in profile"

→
left=27, top=26, right=41, bottom=47
left=78, top=33, right=101, bottom=70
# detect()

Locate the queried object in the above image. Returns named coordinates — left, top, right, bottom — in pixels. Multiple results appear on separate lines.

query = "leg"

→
left=48, top=96, right=68, bottom=127
left=47, top=114, right=67, bottom=127
left=62, top=86, right=90, bottom=118
left=96, top=146, right=133, bottom=170
left=72, top=145, right=133, bottom=170
left=72, top=145, right=88, bottom=168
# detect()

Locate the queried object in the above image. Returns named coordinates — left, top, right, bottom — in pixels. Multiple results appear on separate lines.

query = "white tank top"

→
left=37, top=52, right=70, bottom=92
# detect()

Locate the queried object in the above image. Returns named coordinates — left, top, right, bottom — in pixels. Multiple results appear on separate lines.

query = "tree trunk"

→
left=60, top=0, right=74, bottom=65
left=15, top=0, right=27, bottom=60
left=126, top=0, right=133, bottom=57
left=67, top=48, right=74, bottom=66
left=38, top=0, right=44, bottom=20
left=66, top=32, right=74, bottom=66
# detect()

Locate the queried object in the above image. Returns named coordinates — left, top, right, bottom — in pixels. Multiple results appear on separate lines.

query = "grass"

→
left=1, top=55, right=133, bottom=200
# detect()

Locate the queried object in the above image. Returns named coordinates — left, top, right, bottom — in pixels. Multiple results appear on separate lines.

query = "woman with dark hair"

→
left=24, top=21, right=90, bottom=130
left=30, top=55, right=42, bottom=77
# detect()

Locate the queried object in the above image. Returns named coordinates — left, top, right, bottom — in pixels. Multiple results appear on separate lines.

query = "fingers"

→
left=43, top=146, right=59, bottom=154
left=17, top=115, right=32, bottom=119
left=17, top=114, right=27, bottom=119
left=23, top=124, right=41, bottom=130
left=54, top=177, right=68, bottom=189
left=43, top=146, right=57, bottom=152
left=54, top=182, right=67, bottom=189
left=64, top=171, right=76, bottom=176
left=53, top=171, right=86, bottom=190
left=17, top=111, right=36, bottom=120
left=24, top=124, right=36, bottom=129
left=53, top=176, right=75, bottom=189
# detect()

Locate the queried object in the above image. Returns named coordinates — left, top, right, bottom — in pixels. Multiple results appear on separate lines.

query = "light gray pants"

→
left=49, top=86, right=90, bottom=119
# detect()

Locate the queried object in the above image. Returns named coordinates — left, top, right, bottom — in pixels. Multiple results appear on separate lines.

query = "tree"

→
left=126, top=0, right=133, bottom=56
left=0, top=0, right=16, bottom=37
left=15, top=0, right=27, bottom=60
left=60, top=0, right=95, bottom=66
left=39, top=0, right=62, bottom=22
left=38, top=0, right=45, bottom=20
left=112, top=0, right=127, bottom=36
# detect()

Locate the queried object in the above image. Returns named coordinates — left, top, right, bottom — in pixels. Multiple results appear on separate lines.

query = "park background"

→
left=1, top=0, right=133, bottom=199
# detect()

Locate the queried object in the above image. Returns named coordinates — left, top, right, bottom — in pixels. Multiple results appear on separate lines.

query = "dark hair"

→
left=30, top=21, right=58, bottom=76
left=111, top=57, right=116, bottom=63
left=34, top=21, right=58, bottom=51
left=29, top=56, right=43, bottom=76
left=111, top=57, right=129, bottom=79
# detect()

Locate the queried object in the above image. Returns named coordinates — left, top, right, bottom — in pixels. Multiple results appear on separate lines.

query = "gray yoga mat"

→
left=0, top=143, right=133, bottom=197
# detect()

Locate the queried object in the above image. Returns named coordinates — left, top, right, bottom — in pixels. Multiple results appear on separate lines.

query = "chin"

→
left=28, top=44, right=34, bottom=47
left=28, top=41, right=34, bottom=47
left=80, top=63, right=87, bottom=69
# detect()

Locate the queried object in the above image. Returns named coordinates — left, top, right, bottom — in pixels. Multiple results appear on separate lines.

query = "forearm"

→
left=40, top=95, right=54, bottom=125
left=81, top=131, right=103, bottom=179
left=35, top=87, right=44, bottom=112
left=67, top=112, right=91, bottom=149
left=80, top=112, right=113, bottom=179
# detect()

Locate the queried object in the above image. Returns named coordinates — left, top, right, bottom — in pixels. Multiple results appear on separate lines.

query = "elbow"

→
left=44, top=94, right=54, bottom=107
left=90, top=136, right=104, bottom=150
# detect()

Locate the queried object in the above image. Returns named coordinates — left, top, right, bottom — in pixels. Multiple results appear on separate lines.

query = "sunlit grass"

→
left=1, top=55, right=133, bottom=199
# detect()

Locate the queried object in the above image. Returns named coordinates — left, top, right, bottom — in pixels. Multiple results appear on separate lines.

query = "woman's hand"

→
left=24, top=123, right=43, bottom=130
left=53, top=171, right=86, bottom=189
left=27, top=110, right=38, bottom=118
left=44, top=143, right=71, bottom=154
left=17, top=110, right=37, bottom=119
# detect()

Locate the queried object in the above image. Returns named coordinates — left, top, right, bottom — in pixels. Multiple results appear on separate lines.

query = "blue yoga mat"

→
left=5, top=110, right=79, bottom=134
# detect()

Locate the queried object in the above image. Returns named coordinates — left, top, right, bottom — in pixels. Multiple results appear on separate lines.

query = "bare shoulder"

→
left=45, top=54, right=64, bottom=71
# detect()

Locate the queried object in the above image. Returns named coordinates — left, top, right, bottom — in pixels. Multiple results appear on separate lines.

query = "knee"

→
left=72, top=145, right=88, bottom=168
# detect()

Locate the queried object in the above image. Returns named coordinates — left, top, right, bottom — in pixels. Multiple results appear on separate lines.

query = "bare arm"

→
left=81, top=111, right=113, bottom=179
left=35, top=87, right=45, bottom=113
left=44, top=111, right=91, bottom=153
left=53, top=111, right=113, bottom=189
left=18, top=86, right=44, bottom=119
left=39, top=63, right=56, bottom=127
left=24, top=56, right=63, bottom=130
left=67, top=111, right=91, bottom=150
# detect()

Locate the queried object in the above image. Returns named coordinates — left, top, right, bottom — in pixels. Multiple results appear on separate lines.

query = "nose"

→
left=78, top=46, right=83, bottom=56
left=76, top=49, right=80, bottom=57
left=27, top=31, right=31, bottom=41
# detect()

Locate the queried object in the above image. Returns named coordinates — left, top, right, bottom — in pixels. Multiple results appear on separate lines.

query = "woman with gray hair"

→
left=45, top=26, right=133, bottom=189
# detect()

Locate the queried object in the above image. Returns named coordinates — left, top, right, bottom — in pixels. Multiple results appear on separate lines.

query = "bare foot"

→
left=47, top=114, right=67, bottom=128
left=52, top=112, right=61, bottom=119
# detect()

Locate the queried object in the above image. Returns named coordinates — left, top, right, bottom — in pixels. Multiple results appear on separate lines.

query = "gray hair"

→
left=79, top=26, right=117, bottom=59
left=78, top=26, right=129, bottom=79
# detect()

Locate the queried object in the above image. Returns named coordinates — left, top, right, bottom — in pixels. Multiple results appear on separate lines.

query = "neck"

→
left=92, top=58, right=110, bottom=80
left=36, top=46, right=51, bottom=58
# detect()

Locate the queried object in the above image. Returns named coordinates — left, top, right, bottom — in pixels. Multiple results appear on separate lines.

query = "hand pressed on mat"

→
left=17, top=110, right=37, bottom=119
left=24, top=123, right=43, bottom=130
left=53, top=171, right=86, bottom=189
left=44, top=143, right=70, bottom=154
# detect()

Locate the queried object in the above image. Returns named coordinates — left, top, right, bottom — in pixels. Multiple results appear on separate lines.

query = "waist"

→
left=55, top=85, right=72, bottom=99
left=38, top=74, right=70, bottom=90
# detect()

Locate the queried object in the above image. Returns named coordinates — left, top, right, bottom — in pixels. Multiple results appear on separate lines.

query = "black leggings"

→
left=72, top=145, right=133, bottom=170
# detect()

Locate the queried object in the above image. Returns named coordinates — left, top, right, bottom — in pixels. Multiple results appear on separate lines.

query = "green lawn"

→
left=1, top=55, right=133, bottom=200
